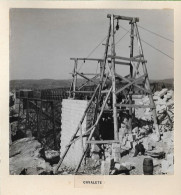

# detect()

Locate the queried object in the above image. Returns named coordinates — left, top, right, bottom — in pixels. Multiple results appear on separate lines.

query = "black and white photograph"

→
left=9, top=9, right=174, bottom=175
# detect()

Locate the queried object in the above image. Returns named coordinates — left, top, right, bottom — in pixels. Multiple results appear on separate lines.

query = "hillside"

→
left=10, top=78, right=174, bottom=91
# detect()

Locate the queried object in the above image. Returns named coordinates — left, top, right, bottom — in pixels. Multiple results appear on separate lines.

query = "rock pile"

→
left=98, top=88, right=174, bottom=175
left=9, top=137, right=59, bottom=175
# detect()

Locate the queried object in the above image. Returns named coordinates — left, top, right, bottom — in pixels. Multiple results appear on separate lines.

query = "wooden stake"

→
left=73, top=59, right=78, bottom=98
left=111, top=15, right=119, bottom=141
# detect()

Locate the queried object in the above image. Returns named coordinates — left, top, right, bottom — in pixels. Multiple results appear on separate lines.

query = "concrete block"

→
left=91, top=144, right=100, bottom=153
left=101, top=161, right=110, bottom=175
left=114, top=163, right=121, bottom=170
left=167, top=164, right=174, bottom=175
left=158, top=88, right=168, bottom=98
left=143, top=138, right=152, bottom=151
left=122, top=136, right=127, bottom=146
left=112, top=151, right=121, bottom=163
left=60, top=99, right=89, bottom=168
left=166, top=154, right=174, bottom=165
left=91, top=153, right=100, bottom=160
left=127, top=134, right=134, bottom=142
left=125, top=141, right=132, bottom=149
left=161, top=160, right=170, bottom=173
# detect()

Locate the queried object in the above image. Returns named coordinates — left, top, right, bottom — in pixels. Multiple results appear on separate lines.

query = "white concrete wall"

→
left=60, top=99, right=89, bottom=168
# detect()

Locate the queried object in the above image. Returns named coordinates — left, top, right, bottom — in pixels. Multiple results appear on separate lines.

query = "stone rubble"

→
left=9, top=88, right=174, bottom=175
left=99, top=88, right=174, bottom=175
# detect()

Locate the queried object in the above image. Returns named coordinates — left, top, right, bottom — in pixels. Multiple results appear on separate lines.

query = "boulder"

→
left=101, top=160, right=111, bottom=175
left=9, top=137, right=52, bottom=175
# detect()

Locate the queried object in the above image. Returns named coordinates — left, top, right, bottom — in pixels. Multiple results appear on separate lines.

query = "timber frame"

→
left=55, top=14, right=160, bottom=174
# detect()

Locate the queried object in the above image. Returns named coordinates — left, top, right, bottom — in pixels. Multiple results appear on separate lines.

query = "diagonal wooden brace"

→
left=115, top=74, right=147, bottom=95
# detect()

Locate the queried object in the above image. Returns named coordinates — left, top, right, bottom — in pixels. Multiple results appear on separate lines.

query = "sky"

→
left=10, top=9, right=174, bottom=80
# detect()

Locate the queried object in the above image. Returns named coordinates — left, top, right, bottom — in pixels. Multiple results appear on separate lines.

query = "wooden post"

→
left=111, top=15, right=119, bottom=141
left=38, top=100, right=42, bottom=142
left=26, top=98, right=29, bottom=132
left=73, top=59, right=78, bottom=99
left=135, top=23, right=160, bottom=139
left=52, top=101, right=57, bottom=150
left=128, top=21, right=135, bottom=132
left=36, top=100, right=39, bottom=139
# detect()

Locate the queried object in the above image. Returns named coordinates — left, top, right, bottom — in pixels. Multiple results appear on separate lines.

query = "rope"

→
left=115, top=30, right=130, bottom=45
left=119, top=25, right=174, bottom=60
left=140, top=39, right=174, bottom=60
left=77, top=36, right=107, bottom=72
left=138, top=25, right=174, bottom=43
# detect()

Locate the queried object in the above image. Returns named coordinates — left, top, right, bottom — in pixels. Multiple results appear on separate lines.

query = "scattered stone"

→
left=101, top=160, right=110, bottom=175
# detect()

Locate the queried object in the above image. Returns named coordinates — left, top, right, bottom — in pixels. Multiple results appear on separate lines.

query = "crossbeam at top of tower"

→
left=107, top=14, right=139, bottom=23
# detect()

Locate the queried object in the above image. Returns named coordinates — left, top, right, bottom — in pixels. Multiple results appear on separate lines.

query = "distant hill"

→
left=10, top=78, right=174, bottom=91
left=150, top=78, right=174, bottom=85
left=10, top=78, right=98, bottom=91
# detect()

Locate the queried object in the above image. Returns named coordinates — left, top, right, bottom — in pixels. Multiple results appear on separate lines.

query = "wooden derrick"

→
left=56, top=14, right=160, bottom=174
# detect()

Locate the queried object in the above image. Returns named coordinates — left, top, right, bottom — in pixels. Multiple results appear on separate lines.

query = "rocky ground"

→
left=9, top=88, right=174, bottom=175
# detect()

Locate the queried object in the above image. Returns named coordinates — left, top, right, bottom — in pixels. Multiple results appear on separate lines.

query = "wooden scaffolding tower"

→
left=55, top=14, right=160, bottom=174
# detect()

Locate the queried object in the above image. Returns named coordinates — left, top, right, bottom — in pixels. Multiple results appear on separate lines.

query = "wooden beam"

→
left=78, top=74, right=99, bottom=91
left=76, top=72, right=97, bottom=84
left=108, top=60, right=130, bottom=66
left=86, top=140, right=120, bottom=144
left=108, top=55, right=147, bottom=63
left=70, top=57, right=103, bottom=62
left=115, top=104, right=155, bottom=108
left=73, top=91, right=94, bottom=94
left=116, top=74, right=146, bottom=95
left=110, top=15, right=119, bottom=141
left=133, top=54, right=143, bottom=59
left=115, top=73, right=151, bottom=94
left=107, top=14, right=139, bottom=22
left=80, top=73, right=100, bottom=76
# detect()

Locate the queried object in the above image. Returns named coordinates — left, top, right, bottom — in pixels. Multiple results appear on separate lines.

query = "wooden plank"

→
left=70, top=57, right=103, bottom=62
left=115, top=104, right=155, bottom=108
left=80, top=73, right=100, bottom=76
left=101, top=90, right=110, bottom=93
left=108, top=55, right=147, bottom=63
left=78, top=74, right=99, bottom=90
left=115, top=73, right=151, bottom=94
left=108, top=60, right=130, bottom=66
left=86, top=140, right=120, bottom=144
left=110, top=15, right=119, bottom=141
left=115, top=74, right=146, bottom=95
left=73, top=91, right=94, bottom=93
left=133, top=54, right=143, bottom=59
left=76, top=72, right=97, bottom=85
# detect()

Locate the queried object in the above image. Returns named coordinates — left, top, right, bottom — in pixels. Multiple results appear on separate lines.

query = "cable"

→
left=77, top=36, right=107, bottom=72
left=115, top=30, right=130, bottom=45
left=119, top=25, right=174, bottom=60
left=141, top=39, right=174, bottom=60
left=138, top=25, right=174, bottom=43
